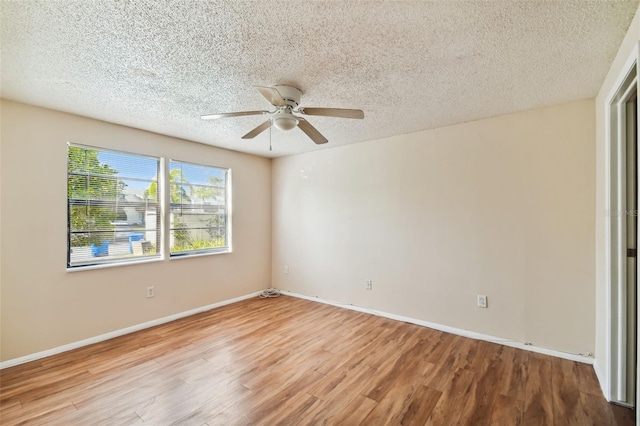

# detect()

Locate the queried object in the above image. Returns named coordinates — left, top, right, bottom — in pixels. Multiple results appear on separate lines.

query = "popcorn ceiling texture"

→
left=1, top=0, right=637, bottom=157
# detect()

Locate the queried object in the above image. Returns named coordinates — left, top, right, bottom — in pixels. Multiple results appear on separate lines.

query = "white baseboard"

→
left=1, top=289, right=596, bottom=370
left=0, top=291, right=262, bottom=370
left=281, top=290, right=595, bottom=365
left=593, top=361, right=611, bottom=402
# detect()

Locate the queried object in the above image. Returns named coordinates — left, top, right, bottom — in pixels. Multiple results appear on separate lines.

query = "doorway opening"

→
left=607, top=55, right=638, bottom=409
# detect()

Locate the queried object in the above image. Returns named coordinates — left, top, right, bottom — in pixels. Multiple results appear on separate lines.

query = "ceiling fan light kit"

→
left=201, top=84, right=364, bottom=146
left=272, top=111, right=299, bottom=131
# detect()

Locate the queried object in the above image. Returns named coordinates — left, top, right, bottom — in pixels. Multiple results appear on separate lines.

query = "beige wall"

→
left=595, top=4, right=640, bottom=396
left=0, top=100, right=272, bottom=361
left=0, top=93, right=604, bottom=363
left=273, top=99, right=595, bottom=355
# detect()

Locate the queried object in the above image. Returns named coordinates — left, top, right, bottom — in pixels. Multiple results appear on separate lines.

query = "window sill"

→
left=169, top=249, right=232, bottom=260
left=66, top=256, right=164, bottom=272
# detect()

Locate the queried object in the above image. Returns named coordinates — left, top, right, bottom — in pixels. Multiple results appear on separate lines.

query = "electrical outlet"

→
left=147, top=286, right=155, bottom=298
left=477, top=294, right=487, bottom=308
left=284, top=266, right=289, bottom=275
left=365, top=280, right=372, bottom=290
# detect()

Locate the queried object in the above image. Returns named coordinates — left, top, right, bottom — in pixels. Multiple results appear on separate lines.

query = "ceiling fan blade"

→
left=201, top=110, right=268, bottom=120
left=242, top=120, right=272, bottom=139
left=297, top=119, right=328, bottom=144
left=297, top=107, right=364, bottom=119
left=256, top=86, right=286, bottom=107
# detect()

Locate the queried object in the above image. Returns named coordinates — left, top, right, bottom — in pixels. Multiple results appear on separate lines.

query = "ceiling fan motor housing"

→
left=274, top=85, right=302, bottom=107
left=272, top=85, right=302, bottom=130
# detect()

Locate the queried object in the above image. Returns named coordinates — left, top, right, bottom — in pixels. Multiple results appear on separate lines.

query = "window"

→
left=169, top=160, right=230, bottom=256
left=67, top=144, right=161, bottom=267
left=67, top=145, right=231, bottom=268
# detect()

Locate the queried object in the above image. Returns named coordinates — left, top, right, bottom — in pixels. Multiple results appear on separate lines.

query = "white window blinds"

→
left=67, top=144, right=161, bottom=267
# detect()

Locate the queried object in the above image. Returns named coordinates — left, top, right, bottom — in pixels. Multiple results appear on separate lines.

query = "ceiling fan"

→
left=201, top=85, right=364, bottom=145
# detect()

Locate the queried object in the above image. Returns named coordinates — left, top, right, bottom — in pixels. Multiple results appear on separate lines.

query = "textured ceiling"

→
left=1, top=1, right=638, bottom=158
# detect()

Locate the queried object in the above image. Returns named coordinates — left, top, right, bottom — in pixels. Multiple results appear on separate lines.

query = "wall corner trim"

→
left=280, top=290, right=595, bottom=365
left=594, top=360, right=612, bottom=402
left=0, top=291, right=263, bottom=370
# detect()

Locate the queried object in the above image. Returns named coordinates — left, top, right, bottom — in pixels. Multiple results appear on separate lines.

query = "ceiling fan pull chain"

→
left=269, top=121, right=272, bottom=151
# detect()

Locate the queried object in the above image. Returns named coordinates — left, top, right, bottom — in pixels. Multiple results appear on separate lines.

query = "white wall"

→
left=0, top=100, right=272, bottom=361
left=595, top=3, right=640, bottom=399
left=273, top=99, right=595, bottom=355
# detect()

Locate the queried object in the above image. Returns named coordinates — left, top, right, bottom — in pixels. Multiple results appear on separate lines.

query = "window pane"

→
left=169, top=160, right=230, bottom=256
left=67, top=144, right=161, bottom=267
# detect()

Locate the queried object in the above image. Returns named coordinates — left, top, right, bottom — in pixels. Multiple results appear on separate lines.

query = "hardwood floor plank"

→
left=73, top=364, right=184, bottom=411
left=244, top=369, right=324, bottom=423
left=0, top=399, right=77, bottom=425
left=205, top=413, right=251, bottom=426
left=424, top=368, right=476, bottom=425
left=360, top=383, right=418, bottom=425
left=398, top=385, right=442, bottom=425
left=275, top=394, right=324, bottom=426
left=167, top=382, right=253, bottom=426
left=2, top=369, right=92, bottom=405
left=0, top=361, right=45, bottom=386
left=312, top=319, right=400, bottom=376
left=360, top=346, right=436, bottom=424
left=0, top=399, right=22, bottom=415
left=490, top=394, right=523, bottom=425
left=299, top=365, right=380, bottom=424
left=56, top=404, right=145, bottom=425
left=551, top=358, right=588, bottom=425
left=326, top=394, right=377, bottom=425
left=311, top=364, right=377, bottom=403
left=0, top=361, right=89, bottom=401
left=366, top=323, right=420, bottom=372
left=423, top=331, right=456, bottom=364
left=457, top=355, right=505, bottom=425
left=258, top=392, right=322, bottom=426
left=497, top=345, right=529, bottom=401
left=361, top=336, right=427, bottom=401
left=575, top=362, right=605, bottom=397
left=522, top=356, right=554, bottom=426
left=0, top=295, right=631, bottom=425
left=579, top=391, right=618, bottom=425
left=422, top=335, right=467, bottom=391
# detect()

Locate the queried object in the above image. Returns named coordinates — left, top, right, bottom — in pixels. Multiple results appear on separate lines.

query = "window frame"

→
left=66, top=143, right=162, bottom=269
left=168, top=159, right=232, bottom=258
left=66, top=144, right=233, bottom=270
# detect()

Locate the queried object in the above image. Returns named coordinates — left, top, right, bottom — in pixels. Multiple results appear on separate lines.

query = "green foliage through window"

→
left=68, top=146, right=119, bottom=246
left=167, top=160, right=229, bottom=256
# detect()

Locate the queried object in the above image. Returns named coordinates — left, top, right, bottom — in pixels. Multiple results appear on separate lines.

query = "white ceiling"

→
left=1, top=1, right=638, bottom=158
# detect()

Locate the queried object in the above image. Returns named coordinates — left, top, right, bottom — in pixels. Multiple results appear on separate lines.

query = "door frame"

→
left=605, top=43, right=639, bottom=406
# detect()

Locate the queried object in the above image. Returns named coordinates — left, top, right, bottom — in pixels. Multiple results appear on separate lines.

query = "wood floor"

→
left=0, top=296, right=634, bottom=425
